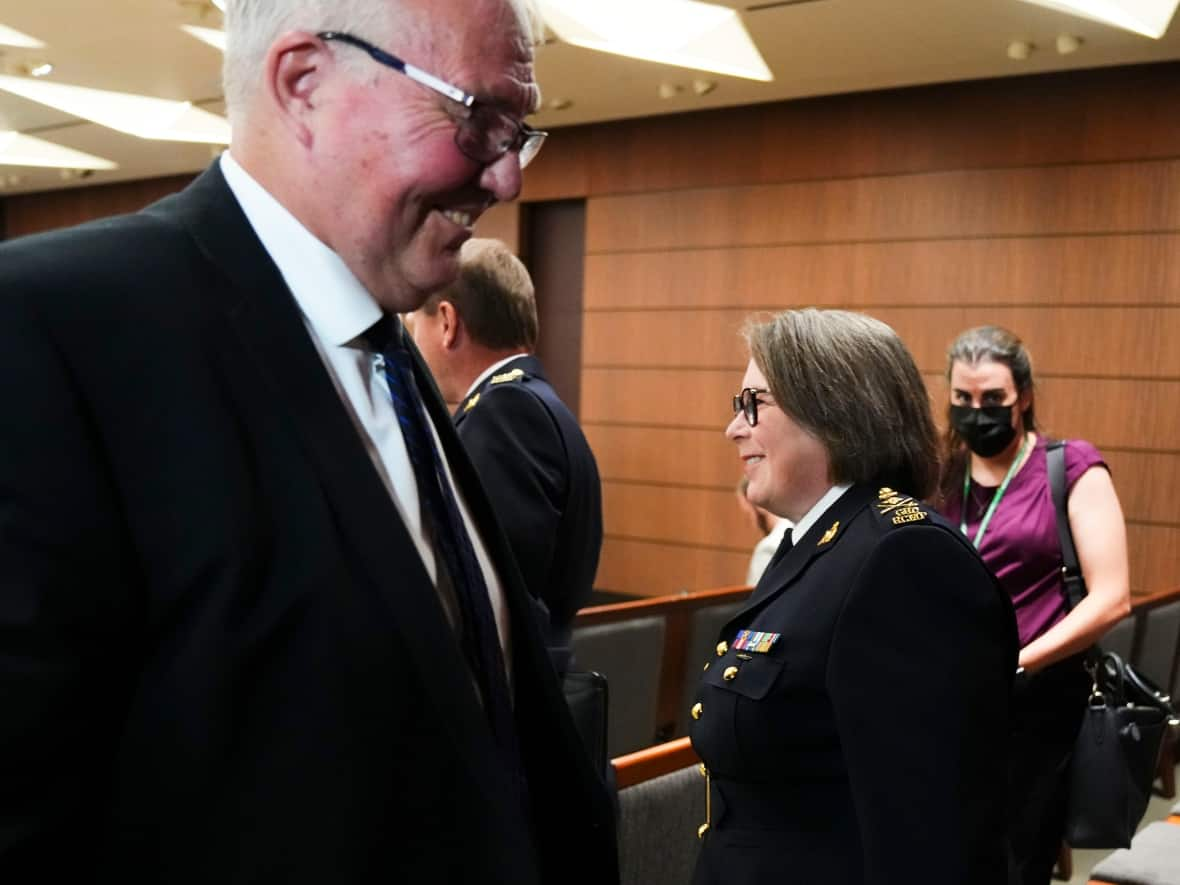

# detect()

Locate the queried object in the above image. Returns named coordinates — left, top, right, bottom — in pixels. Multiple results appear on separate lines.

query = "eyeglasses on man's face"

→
left=733, top=387, right=773, bottom=427
left=317, top=31, right=547, bottom=169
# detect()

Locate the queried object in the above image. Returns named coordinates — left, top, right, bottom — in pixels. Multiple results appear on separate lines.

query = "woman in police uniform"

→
left=690, top=310, right=1017, bottom=885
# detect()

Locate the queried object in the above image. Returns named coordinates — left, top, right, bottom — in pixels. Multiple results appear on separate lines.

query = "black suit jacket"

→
left=454, top=356, right=602, bottom=668
left=0, top=164, right=617, bottom=884
left=689, top=485, right=1017, bottom=885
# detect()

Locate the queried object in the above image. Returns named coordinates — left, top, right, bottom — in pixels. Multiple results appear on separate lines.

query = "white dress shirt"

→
left=219, top=152, right=510, bottom=659
left=791, top=483, right=853, bottom=544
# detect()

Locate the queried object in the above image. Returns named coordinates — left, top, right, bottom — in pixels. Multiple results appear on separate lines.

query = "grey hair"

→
left=222, top=0, right=543, bottom=127
left=746, top=308, right=940, bottom=498
left=421, top=238, right=538, bottom=350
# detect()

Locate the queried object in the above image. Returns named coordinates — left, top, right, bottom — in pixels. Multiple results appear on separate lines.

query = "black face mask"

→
left=950, top=404, right=1018, bottom=458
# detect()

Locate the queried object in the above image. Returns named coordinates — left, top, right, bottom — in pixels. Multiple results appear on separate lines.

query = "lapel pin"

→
left=818, top=521, right=840, bottom=546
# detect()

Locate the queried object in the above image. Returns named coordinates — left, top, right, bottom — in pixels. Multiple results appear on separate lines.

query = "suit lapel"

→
left=152, top=164, right=516, bottom=795
left=734, top=485, right=877, bottom=624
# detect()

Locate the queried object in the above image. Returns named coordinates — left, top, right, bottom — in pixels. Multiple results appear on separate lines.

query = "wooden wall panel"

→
left=585, top=159, right=1180, bottom=254
left=583, top=235, right=1180, bottom=311
left=1103, top=452, right=1180, bottom=527
left=2, top=174, right=194, bottom=239
left=602, top=482, right=759, bottom=552
left=586, top=425, right=735, bottom=489
left=523, top=64, right=1180, bottom=202
left=596, top=536, right=750, bottom=597
left=1129, top=526, right=1180, bottom=597
left=583, top=307, right=1180, bottom=379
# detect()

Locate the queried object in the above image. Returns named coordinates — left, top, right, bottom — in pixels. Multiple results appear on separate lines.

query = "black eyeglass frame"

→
left=317, top=30, right=548, bottom=169
left=732, top=387, right=772, bottom=427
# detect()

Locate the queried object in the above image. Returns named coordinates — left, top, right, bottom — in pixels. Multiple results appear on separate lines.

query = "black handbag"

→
left=1048, top=442, right=1173, bottom=848
left=1063, top=650, right=1169, bottom=848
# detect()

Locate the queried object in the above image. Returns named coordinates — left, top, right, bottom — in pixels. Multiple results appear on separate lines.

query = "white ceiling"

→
left=0, top=0, right=1178, bottom=196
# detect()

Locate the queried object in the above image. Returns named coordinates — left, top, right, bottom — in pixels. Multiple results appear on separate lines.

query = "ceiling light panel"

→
left=0, top=130, right=117, bottom=169
left=181, top=25, right=227, bottom=52
left=540, top=0, right=774, bottom=81
left=0, top=75, right=231, bottom=144
left=1018, top=0, right=1179, bottom=38
left=0, top=23, right=45, bottom=48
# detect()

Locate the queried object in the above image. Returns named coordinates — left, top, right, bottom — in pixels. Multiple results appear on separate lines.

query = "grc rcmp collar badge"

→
left=877, top=488, right=928, bottom=525
left=818, top=521, right=839, bottom=546
left=463, top=393, right=480, bottom=413
left=733, top=629, right=780, bottom=653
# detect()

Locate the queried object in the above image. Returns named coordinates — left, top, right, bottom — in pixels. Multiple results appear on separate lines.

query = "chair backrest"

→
left=573, top=616, right=666, bottom=756
left=1101, top=613, right=1139, bottom=663
left=1135, top=600, right=1180, bottom=698
left=675, top=600, right=747, bottom=737
left=615, top=740, right=705, bottom=885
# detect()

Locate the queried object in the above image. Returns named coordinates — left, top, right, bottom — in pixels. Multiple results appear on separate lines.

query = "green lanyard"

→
left=960, top=434, right=1031, bottom=549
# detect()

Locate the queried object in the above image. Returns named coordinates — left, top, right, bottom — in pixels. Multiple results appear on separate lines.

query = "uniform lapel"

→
left=154, top=163, right=516, bottom=797
left=735, top=485, right=877, bottom=622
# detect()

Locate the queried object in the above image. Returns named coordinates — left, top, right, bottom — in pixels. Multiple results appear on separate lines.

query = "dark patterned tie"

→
left=365, top=316, right=526, bottom=797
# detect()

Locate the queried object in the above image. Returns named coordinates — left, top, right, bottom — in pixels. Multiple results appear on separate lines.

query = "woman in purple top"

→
left=937, top=325, right=1131, bottom=885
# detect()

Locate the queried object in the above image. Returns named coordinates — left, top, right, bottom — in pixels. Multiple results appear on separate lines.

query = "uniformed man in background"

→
left=407, top=238, right=603, bottom=672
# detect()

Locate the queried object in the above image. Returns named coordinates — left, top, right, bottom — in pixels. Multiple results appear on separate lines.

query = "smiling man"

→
left=0, top=1, right=617, bottom=882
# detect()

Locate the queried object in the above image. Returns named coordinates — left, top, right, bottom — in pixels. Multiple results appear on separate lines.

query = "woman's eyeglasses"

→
left=732, top=387, right=772, bottom=427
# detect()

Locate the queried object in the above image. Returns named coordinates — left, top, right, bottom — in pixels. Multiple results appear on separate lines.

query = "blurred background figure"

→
left=690, top=309, right=1016, bottom=885
left=936, top=325, right=1131, bottom=885
left=407, top=238, right=603, bottom=674
left=735, top=476, right=792, bottom=586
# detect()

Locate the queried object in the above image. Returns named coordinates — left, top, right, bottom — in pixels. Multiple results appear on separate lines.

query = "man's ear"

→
left=437, top=301, right=461, bottom=350
left=266, top=32, right=330, bottom=148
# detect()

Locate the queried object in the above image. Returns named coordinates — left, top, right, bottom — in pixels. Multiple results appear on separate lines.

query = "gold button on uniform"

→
left=691, top=702, right=703, bottom=720
left=716, top=641, right=728, bottom=656
left=723, top=666, right=739, bottom=682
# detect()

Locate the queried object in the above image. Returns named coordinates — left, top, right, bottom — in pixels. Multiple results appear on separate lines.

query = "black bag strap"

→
left=1047, top=440, right=1087, bottom=611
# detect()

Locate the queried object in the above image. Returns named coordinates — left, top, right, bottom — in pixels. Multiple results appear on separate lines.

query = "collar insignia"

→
left=818, top=521, right=840, bottom=546
left=490, top=368, right=525, bottom=385
left=463, top=393, right=480, bottom=413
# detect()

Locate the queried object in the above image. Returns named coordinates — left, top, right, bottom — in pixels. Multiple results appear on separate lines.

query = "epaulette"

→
left=489, top=368, right=526, bottom=385
left=874, top=487, right=930, bottom=527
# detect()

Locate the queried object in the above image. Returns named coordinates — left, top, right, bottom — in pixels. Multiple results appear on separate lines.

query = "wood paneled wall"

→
left=519, top=62, right=1180, bottom=598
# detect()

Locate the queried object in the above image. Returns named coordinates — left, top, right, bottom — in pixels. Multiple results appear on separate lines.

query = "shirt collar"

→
left=220, top=152, right=381, bottom=347
left=791, top=482, right=853, bottom=542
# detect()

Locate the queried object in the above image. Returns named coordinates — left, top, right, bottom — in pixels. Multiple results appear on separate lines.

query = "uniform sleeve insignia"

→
left=463, top=393, right=480, bottom=413
left=490, top=368, right=525, bottom=384
left=818, top=521, right=840, bottom=546
left=876, top=488, right=929, bottom=525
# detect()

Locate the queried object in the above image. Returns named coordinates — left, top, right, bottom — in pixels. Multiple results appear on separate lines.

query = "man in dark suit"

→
left=407, top=238, right=603, bottom=672
left=0, top=1, right=617, bottom=882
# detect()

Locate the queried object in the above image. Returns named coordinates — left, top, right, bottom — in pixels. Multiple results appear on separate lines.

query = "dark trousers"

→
left=1007, top=654, right=1091, bottom=885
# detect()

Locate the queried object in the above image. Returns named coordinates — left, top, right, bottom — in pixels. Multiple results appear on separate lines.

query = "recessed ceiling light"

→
left=0, top=23, right=45, bottom=49
left=1018, top=0, right=1179, bottom=38
left=0, top=75, right=231, bottom=144
left=0, top=130, right=117, bottom=170
left=28, top=62, right=54, bottom=78
left=540, top=0, right=773, bottom=82
left=181, top=25, right=227, bottom=52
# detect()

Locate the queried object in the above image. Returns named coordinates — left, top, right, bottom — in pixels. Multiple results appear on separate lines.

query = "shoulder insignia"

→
left=876, top=488, right=929, bottom=526
left=463, top=393, right=480, bottom=413
left=818, top=521, right=840, bottom=546
left=490, top=368, right=525, bottom=385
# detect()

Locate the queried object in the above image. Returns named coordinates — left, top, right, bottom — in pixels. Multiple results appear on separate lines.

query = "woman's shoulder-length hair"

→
left=747, top=309, right=939, bottom=500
